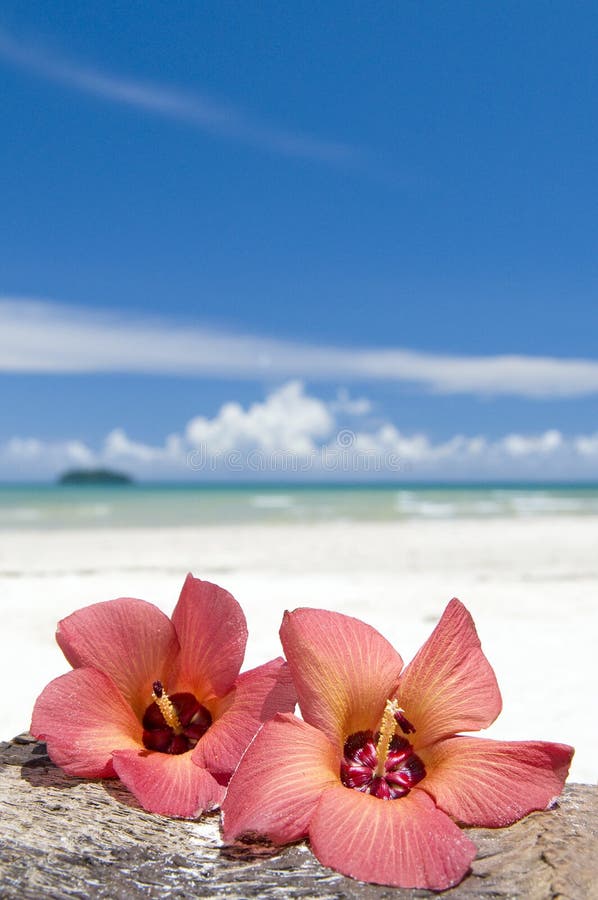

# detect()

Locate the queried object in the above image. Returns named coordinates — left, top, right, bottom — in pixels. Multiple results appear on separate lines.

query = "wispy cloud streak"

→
left=2, top=297, right=598, bottom=398
left=0, top=28, right=357, bottom=165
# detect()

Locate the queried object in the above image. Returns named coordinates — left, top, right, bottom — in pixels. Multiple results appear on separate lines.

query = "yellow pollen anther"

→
left=152, top=682, right=183, bottom=734
left=374, top=699, right=400, bottom=777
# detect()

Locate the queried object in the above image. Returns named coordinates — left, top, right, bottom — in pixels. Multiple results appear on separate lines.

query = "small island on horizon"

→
left=58, top=468, right=134, bottom=486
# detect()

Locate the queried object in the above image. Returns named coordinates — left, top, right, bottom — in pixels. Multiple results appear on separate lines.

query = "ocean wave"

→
left=249, top=494, right=294, bottom=510
left=0, top=506, right=45, bottom=523
left=1, top=485, right=598, bottom=529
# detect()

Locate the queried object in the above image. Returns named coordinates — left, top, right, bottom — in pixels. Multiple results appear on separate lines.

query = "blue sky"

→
left=1, top=2, right=597, bottom=479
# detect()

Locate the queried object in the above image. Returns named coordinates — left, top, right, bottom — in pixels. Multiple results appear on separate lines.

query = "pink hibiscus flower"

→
left=222, top=599, right=573, bottom=890
left=31, top=574, right=296, bottom=818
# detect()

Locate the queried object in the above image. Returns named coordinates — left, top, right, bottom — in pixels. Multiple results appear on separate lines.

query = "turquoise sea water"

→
left=1, top=483, right=598, bottom=529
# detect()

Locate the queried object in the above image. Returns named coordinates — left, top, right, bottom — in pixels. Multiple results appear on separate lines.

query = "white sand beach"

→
left=1, top=516, right=596, bottom=783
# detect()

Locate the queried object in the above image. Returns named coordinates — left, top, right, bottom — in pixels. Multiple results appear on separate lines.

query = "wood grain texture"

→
left=1, top=735, right=596, bottom=899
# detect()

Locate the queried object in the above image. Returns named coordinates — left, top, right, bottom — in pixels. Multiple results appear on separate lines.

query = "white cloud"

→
left=329, top=388, right=372, bottom=416
left=104, top=428, right=183, bottom=464
left=186, top=381, right=334, bottom=455
left=0, top=436, right=96, bottom=478
left=500, top=429, right=563, bottom=458
left=2, top=436, right=95, bottom=465
left=0, top=28, right=356, bottom=166
left=2, top=297, right=598, bottom=399
left=1, top=382, right=598, bottom=480
left=575, top=433, right=598, bottom=457
left=346, top=426, right=490, bottom=463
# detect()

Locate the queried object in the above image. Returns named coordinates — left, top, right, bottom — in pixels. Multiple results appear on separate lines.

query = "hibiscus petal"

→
left=31, top=668, right=142, bottom=778
left=419, top=735, right=574, bottom=827
left=280, top=608, right=403, bottom=748
left=112, top=748, right=225, bottom=817
left=193, top=658, right=297, bottom=779
left=170, top=574, right=247, bottom=699
left=222, top=713, right=339, bottom=844
left=56, top=597, right=180, bottom=719
left=309, top=785, right=477, bottom=890
left=396, top=598, right=502, bottom=747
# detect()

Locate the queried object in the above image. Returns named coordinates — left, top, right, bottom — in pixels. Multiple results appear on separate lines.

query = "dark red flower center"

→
left=142, top=680, right=212, bottom=755
left=340, top=730, right=426, bottom=799
left=340, top=700, right=424, bottom=800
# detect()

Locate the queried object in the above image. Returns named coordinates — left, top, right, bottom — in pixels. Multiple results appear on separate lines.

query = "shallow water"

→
left=1, top=482, right=598, bottom=529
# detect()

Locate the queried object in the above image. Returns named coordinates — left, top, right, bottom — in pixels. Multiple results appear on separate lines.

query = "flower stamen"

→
left=393, top=706, right=416, bottom=735
left=152, top=680, right=183, bottom=734
left=374, top=699, right=401, bottom=776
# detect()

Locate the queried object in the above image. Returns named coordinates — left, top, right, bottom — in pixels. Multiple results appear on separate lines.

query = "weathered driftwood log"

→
left=0, top=735, right=596, bottom=899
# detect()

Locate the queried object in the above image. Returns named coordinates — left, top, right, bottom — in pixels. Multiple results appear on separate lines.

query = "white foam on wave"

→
left=394, top=494, right=457, bottom=518
left=76, top=504, right=112, bottom=519
left=249, top=494, right=294, bottom=510
left=508, top=494, right=592, bottom=516
left=394, top=489, right=598, bottom=519
left=0, top=506, right=44, bottom=523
